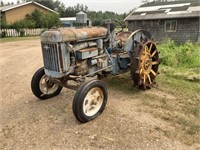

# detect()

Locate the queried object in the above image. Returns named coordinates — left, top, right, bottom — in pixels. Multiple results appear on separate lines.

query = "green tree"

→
left=26, top=9, right=60, bottom=28
left=9, top=19, right=36, bottom=30
left=42, top=13, right=61, bottom=28
left=53, top=0, right=65, bottom=17
left=64, top=4, right=89, bottom=17
left=0, top=0, right=4, bottom=6
left=0, top=19, right=8, bottom=29
left=26, top=9, right=43, bottom=28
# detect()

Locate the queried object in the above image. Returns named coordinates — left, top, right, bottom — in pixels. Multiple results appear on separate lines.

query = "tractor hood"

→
left=41, top=27, right=108, bottom=43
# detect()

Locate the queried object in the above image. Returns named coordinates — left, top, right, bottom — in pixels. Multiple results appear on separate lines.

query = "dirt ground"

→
left=0, top=39, right=197, bottom=150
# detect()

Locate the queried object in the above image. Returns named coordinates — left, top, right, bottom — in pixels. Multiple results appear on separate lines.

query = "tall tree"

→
left=53, top=0, right=65, bottom=17
left=64, top=4, right=89, bottom=17
left=0, top=0, right=4, bottom=6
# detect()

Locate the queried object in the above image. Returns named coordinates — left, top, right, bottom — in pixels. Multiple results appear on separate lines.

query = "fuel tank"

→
left=41, top=27, right=108, bottom=43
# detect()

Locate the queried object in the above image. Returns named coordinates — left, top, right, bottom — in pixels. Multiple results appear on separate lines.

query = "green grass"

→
left=104, top=69, right=199, bottom=145
left=157, top=40, right=200, bottom=68
left=0, top=36, right=40, bottom=43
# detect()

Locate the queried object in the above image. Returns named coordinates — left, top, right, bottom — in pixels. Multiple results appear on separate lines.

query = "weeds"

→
left=158, top=39, right=200, bottom=68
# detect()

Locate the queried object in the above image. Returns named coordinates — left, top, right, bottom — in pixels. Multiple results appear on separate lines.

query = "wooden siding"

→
left=4, top=3, right=53, bottom=23
left=127, top=18, right=200, bottom=43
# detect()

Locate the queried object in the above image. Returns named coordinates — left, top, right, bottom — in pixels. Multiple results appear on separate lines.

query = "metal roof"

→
left=0, top=1, right=58, bottom=14
left=60, top=17, right=76, bottom=21
left=76, top=11, right=86, bottom=15
left=125, top=0, right=200, bottom=21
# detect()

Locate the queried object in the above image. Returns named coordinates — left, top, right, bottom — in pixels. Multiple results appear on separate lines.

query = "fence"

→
left=0, top=28, right=45, bottom=37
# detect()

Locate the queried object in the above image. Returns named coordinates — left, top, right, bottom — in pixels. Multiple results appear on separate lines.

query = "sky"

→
left=62, top=0, right=142, bottom=13
left=2, top=0, right=142, bottom=14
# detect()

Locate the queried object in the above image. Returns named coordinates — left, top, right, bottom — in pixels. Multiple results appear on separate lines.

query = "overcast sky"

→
left=62, top=0, right=142, bottom=13
left=3, top=0, right=142, bottom=14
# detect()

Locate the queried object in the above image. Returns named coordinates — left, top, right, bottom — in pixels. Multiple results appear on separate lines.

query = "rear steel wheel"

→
left=130, top=41, right=159, bottom=89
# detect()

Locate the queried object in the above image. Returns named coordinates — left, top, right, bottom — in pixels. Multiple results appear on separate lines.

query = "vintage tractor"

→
left=31, top=20, right=160, bottom=123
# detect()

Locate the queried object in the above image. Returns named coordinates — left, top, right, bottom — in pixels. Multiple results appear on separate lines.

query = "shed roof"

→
left=0, top=1, right=58, bottom=14
left=60, top=17, right=76, bottom=21
left=125, top=0, right=200, bottom=21
left=76, top=11, right=86, bottom=15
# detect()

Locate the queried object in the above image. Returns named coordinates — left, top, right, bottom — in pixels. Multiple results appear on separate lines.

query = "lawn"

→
left=0, top=36, right=40, bottom=43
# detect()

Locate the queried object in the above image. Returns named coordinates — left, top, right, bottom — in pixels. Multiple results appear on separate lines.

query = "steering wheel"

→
left=113, top=19, right=124, bottom=34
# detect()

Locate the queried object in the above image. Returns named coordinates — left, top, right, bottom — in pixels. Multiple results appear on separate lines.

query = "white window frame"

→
left=165, top=20, right=177, bottom=32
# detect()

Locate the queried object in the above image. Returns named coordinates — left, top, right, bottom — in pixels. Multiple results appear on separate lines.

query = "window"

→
left=165, top=20, right=177, bottom=32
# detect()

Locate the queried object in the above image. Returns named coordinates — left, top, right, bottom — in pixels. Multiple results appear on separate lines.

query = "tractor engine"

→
left=40, top=27, right=111, bottom=79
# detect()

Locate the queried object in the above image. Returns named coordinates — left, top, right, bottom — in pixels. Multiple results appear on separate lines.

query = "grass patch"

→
left=157, top=40, right=200, bottom=68
left=105, top=70, right=199, bottom=145
left=104, top=40, right=200, bottom=145
left=0, top=36, right=40, bottom=43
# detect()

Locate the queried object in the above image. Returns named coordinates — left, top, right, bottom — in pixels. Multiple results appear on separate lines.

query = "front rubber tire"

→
left=31, top=67, right=63, bottom=100
left=73, top=80, right=108, bottom=123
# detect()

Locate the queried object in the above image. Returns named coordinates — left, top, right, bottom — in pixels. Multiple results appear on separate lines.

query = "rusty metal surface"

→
left=78, top=47, right=98, bottom=52
left=124, top=29, right=151, bottom=55
left=115, top=31, right=132, bottom=41
left=73, top=41, right=97, bottom=51
left=41, top=27, right=108, bottom=43
left=60, top=27, right=108, bottom=42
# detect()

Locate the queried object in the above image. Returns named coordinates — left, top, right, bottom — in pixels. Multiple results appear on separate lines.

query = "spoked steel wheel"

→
left=31, top=67, right=63, bottom=100
left=128, top=30, right=160, bottom=89
left=73, top=80, right=107, bottom=123
left=137, top=41, right=159, bottom=89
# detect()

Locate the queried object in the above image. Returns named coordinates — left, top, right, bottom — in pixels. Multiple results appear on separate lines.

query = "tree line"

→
left=31, top=0, right=128, bottom=26
left=1, top=0, right=128, bottom=26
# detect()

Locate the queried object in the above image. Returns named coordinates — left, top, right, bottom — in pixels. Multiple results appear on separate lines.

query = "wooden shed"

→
left=124, top=0, right=200, bottom=43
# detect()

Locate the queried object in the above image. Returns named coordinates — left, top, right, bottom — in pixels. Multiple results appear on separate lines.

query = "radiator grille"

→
left=41, top=43, right=63, bottom=72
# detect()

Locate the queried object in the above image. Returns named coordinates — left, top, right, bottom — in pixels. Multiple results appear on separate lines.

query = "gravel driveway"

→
left=0, top=39, right=193, bottom=150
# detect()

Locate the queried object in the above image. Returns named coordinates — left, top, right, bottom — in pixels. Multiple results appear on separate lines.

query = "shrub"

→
left=26, top=9, right=60, bottom=28
left=19, top=29, right=25, bottom=37
left=9, top=19, right=36, bottom=31
left=1, top=19, right=8, bottom=29
left=42, top=13, right=61, bottom=28
left=158, top=39, right=200, bottom=68
left=0, top=31, right=7, bottom=38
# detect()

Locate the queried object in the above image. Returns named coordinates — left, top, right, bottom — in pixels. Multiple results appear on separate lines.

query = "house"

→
left=60, top=17, right=76, bottom=27
left=60, top=13, right=92, bottom=28
left=124, top=0, right=200, bottom=43
left=0, top=1, right=58, bottom=24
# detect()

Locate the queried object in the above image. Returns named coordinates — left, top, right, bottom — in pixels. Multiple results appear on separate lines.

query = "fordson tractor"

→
left=31, top=20, right=160, bottom=123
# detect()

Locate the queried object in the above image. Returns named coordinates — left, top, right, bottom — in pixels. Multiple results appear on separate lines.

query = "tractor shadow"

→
left=102, top=72, right=143, bottom=95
